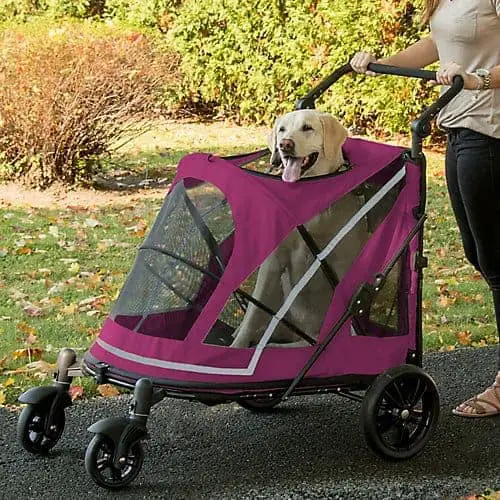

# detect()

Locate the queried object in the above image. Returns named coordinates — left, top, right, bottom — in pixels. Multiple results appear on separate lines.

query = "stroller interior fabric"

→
left=85, top=137, right=423, bottom=387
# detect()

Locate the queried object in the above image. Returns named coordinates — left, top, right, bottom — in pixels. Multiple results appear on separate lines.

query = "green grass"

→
left=0, top=122, right=496, bottom=405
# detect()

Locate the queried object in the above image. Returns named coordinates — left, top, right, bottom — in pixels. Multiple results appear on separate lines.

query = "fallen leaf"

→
left=12, top=347, right=44, bottom=361
left=3, top=377, right=15, bottom=387
left=24, top=360, right=55, bottom=374
left=84, top=218, right=101, bottom=228
left=26, top=332, right=38, bottom=345
left=67, top=205, right=87, bottom=212
left=439, top=296, right=451, bottom=308
left=10, top=289, right=28, bottom=301
left=48, top=282, right=66, bottom=295
left=23, top=302, right=43, bottom=317
left=78, top=295, right=106, bottom=307
left=68, top=262, right=80, bottom=274
left=69, top=386, right=84, bottom=401
left=0, top=391, right=5, bottom=406
left=16, top=246, right=33, bottom=255
left=457, top=331, right=472, bottom=346
left=17, top=322, right=36, bottom=336
left=97, top=384, right=120, bottom=398
left=61, top=303, right=78, bottom=315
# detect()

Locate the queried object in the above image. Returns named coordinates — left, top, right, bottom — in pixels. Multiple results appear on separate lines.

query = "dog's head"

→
left=268, top=109, right=348, bottom=182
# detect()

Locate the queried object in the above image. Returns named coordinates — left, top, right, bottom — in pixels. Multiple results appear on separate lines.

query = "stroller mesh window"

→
left=111, top=179, right=234, bottom=340
left=355, top=250, right=409, bottom=337
left=205, top=170, right=406, bottom=348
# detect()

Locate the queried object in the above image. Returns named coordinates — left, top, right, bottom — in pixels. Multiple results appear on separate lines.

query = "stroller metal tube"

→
left=295, top=61, right=464, bottom=161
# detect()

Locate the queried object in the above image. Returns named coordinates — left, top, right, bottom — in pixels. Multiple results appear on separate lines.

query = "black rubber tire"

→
left=238, top=397, right=281, bottom=412
left=85, top=434, right=144, bottom=490
left=361, top=364, right=440, bottom=460
left=17, top=403, right=65, bottom=454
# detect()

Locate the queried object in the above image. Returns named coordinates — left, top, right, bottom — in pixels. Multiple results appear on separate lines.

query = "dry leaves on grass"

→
left=97, top=384, right=120, bottom=398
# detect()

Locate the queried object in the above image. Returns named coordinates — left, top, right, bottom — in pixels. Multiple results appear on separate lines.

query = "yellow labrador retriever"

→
left=230, top=109, right=368, bottom=348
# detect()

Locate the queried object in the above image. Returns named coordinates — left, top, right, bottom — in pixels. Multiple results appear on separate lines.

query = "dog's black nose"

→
left=279, top=138, right=295, bottom=154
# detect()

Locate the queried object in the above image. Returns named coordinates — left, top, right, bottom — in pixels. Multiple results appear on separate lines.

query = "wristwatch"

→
left=474, top=68, right=492, bottom=90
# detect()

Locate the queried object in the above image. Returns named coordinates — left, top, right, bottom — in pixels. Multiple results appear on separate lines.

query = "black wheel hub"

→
left=86, top=434, right=144, bottom=489
left=361, top=365, right=440, bottom=460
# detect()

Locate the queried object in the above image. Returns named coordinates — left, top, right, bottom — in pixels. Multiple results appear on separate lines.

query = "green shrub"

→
left=0, top=0, right=107, bottom=20
left=0, top=22, right=179, bottom=188
left=169, top=0, right=440, bottom=136
left=0, top=0, right=43, bottom=21
left=104, top=0, right=181, bottom=29
left=0, top=0, right=181, bottom=27
left=43, top=0, right=107, bottom=18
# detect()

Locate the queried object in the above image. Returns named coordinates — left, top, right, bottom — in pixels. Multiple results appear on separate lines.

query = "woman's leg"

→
left=445, top=128, right=500, bottom=417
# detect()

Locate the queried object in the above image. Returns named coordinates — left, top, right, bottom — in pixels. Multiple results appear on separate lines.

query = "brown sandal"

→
left=452, top=384, right=500, bottom=418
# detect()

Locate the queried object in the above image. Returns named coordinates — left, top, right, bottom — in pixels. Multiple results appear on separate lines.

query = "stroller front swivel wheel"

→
left=361, top=364, right=440, bottom=460
left=17, top=403, right=65, bottom=454
left=85, top=434, right=144, bottom=490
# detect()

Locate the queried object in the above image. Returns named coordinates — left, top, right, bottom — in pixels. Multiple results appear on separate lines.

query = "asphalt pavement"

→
left=0, top=346, right=498, bottom=499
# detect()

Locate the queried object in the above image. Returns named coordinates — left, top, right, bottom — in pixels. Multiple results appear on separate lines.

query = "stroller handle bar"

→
left=295, top=61, right=464, bottom=160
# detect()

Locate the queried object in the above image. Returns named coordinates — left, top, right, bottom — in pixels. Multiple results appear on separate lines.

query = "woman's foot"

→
left=453, top=372, right=500, bottom=418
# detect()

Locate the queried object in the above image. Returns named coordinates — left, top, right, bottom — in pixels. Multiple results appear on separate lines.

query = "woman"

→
left=351, top=0, right=500, bottom=417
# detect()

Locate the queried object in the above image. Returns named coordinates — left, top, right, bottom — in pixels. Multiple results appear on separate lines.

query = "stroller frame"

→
left=16, top=62, right=464, bottom=490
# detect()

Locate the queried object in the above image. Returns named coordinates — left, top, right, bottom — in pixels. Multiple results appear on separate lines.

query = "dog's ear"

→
left=268, top=117, right=281, bottom=165
left=320, top=113, right=348, bottom=162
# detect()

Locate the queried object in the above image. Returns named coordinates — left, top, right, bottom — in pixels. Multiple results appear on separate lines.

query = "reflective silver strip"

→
left=96, top=337, right=255, bottom=375
left=251, top=166, right=406, bottom=360
left=98, top=166, right=406, bottom=376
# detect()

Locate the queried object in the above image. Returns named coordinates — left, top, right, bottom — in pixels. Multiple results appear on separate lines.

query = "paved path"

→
left=1, top=347, right=498, bottom=499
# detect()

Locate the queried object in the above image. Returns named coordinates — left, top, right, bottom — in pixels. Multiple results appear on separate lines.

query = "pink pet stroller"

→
left=16, top=63, right=464, bottom=489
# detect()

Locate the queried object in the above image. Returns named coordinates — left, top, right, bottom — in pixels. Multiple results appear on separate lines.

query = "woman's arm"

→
left=351, top=36, right=439, bottom=74
left=489, top=65, right=500, bottom=89
left=378, top=37, right=439, bottom=68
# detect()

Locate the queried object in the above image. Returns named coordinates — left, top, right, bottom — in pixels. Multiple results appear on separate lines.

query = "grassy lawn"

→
left=0, top=121, right=497, bottom=405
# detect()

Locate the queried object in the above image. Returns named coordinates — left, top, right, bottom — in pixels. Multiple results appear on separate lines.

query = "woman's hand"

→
left=350, top=52, right=378, bottom=76
left=435, top=61, right=482, bottom=89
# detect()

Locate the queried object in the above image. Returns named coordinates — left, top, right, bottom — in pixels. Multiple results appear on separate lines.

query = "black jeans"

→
left=445, top=127, right=500, bottom=366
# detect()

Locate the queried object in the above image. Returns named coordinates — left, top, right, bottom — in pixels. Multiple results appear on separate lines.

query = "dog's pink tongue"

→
left=282, top=157, right=302, bottom=183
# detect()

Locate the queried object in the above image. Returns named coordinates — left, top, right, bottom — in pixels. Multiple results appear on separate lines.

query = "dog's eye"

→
left=302, top=124, right=313, bottom=131
left=278, top=126, right=285, bottom=132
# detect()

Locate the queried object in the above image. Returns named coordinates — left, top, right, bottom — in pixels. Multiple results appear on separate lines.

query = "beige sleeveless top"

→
left=430, top=0, right=500, bottom=138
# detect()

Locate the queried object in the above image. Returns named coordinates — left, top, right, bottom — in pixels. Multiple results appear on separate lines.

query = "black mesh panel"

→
left=205, top=165, right=406, bottom=348
left=111, top=179, right=234, bottom=340
left=355, top=249, right=410, bottom=337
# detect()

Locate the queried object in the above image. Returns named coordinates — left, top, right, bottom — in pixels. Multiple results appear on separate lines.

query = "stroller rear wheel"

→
left=17, top=403, right=65, bottom=454
left=85, top=434, right=144, bottom=490
left=361, top=364, right=439, bottom=460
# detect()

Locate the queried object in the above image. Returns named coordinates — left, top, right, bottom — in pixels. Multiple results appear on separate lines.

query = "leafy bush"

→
left=0, top=0, right=181, bottom=27
left=0, top=22, right=179, bottom=188
left=0, top=0, right=107, bottom=20
left=0, top=0, right=42, bottom=21
left=169, top=0, right=440, bottom=136
left=43, top=0, right=107, bottom=18
left=104, top=0, right=181, bottom=29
